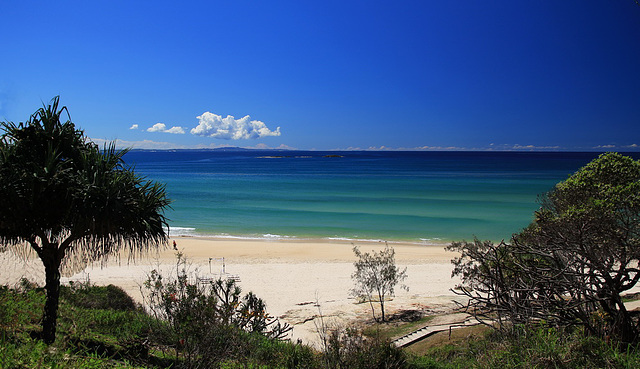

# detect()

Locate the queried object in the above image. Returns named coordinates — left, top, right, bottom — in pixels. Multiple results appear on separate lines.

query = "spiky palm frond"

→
left=0, top=96, right=171, bottom=268
left=0, top=96, right=172, bottom=343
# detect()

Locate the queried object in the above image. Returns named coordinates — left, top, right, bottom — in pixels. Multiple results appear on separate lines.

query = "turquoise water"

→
left=123, top=151, right=634, bottom=244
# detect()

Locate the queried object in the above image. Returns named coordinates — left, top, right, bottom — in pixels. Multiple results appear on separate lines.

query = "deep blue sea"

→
left=122, top=150, right=639, bottom=244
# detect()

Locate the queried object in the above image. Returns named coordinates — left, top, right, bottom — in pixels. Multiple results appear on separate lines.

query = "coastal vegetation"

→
left=3, top=277, right=640, bottom=368
left=449, top=152, right=640, bottom=345
left=0, top=97, right=171, bottom=343
left=140, top=252, right=295, bottom=367
left=0, top=278, right=317, bottom=368
left=351, top=244, right=408, bottom=322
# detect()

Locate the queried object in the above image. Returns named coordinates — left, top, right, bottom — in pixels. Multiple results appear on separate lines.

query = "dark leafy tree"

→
left=0, top=97, right=171, bottom=344
left=449, top=152, right=640, bottom=344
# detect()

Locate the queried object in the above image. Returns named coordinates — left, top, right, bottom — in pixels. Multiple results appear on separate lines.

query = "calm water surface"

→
left=123, top=151, right=638, bottom=244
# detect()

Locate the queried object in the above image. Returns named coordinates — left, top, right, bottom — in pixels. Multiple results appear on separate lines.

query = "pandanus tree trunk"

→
left=40, top=246, right=63, bottom=344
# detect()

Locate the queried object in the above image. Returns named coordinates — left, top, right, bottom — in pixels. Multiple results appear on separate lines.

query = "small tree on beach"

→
left=351, top=244, right=408, bottom=322
left=0, top=96, right=171, bottom=344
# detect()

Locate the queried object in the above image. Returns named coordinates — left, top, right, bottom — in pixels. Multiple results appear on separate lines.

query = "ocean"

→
left=123, top=150, right=638, bottom=245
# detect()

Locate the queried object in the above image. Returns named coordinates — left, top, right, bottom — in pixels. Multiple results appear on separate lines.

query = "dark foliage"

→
left=320, top=326, right=407, bottom=369
left=60, top=283, right=138, bottom=311
left=449, top=153, right=640, bottom=344
left=0, top=97, right=171, bottom=343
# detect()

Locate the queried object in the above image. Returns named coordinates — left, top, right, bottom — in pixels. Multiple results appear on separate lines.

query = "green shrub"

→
left=419, top=325, right=640, bottom=369
left=0, top=283, right=45, bottom=339
left=0, top=335, right=141, bottom=369
left=61, top=283, right=138, bottom=311
left=60, top=307, right=151, bottom=340
left=245, top=334, right=320, bottom=368
left=319, top=325, right=407, bottom=369
left=140, top=253, right=301, bottom=367
left=1, top=280, right=153, bottom=367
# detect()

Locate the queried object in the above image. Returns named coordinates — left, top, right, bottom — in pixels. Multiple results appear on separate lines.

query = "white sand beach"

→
left=0, top=237, right=463, bottom=346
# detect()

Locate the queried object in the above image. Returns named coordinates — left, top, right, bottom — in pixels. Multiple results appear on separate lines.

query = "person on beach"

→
left=173, top=240, right=177, bottom=250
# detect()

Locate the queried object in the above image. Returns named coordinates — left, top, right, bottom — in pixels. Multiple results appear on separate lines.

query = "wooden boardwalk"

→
left=392, top=299, right=640, bottom=348
left=391, top=314, right=477, bottom=348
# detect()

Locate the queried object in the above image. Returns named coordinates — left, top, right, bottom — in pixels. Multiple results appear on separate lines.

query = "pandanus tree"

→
left=0, top=97, right=171, bottom=343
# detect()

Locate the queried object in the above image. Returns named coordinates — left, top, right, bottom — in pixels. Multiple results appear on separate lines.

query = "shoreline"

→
left=168, top=229, right=454, bottom=248
left=0, top=237, right=462, bottom=346
left=176, top=234, right=451, bottom=246
left=156, top=236, right=455, bottom=265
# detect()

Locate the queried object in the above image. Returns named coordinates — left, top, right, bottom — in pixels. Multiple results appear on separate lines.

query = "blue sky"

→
left=1, top=1, right=639, bottom=151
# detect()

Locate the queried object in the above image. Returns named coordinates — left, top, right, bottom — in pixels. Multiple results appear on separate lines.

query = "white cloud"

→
left=594, top=144, right=616, bottom=149
left=367, top=145, right=391, bottom=151
left=410, top=145, right=468, bottom=151
left=165, top=126, right=186, bottom=134
left=90, top=138, right=187, bottom=150
left=246, top=143, right=297, bottom=150
left=147, top=123, right=185, bottom=134
left=507, top=144, right=561, bottom=150
left=147, top=123, right=166, bottom=132
left=90, top=138, right=288, bottom=151
left=191, top=112, right=281, bottom=140
left=593, top=144, right=640, bottom=151
left=349, top=145, right=468, bottom=151
left=147, top=123, right=167, bottom=132
left=331, top=144, right=565, bottom=151
left=129, top=124, right=139, bottom=130
left=275, top=144, right=296, bottom=150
